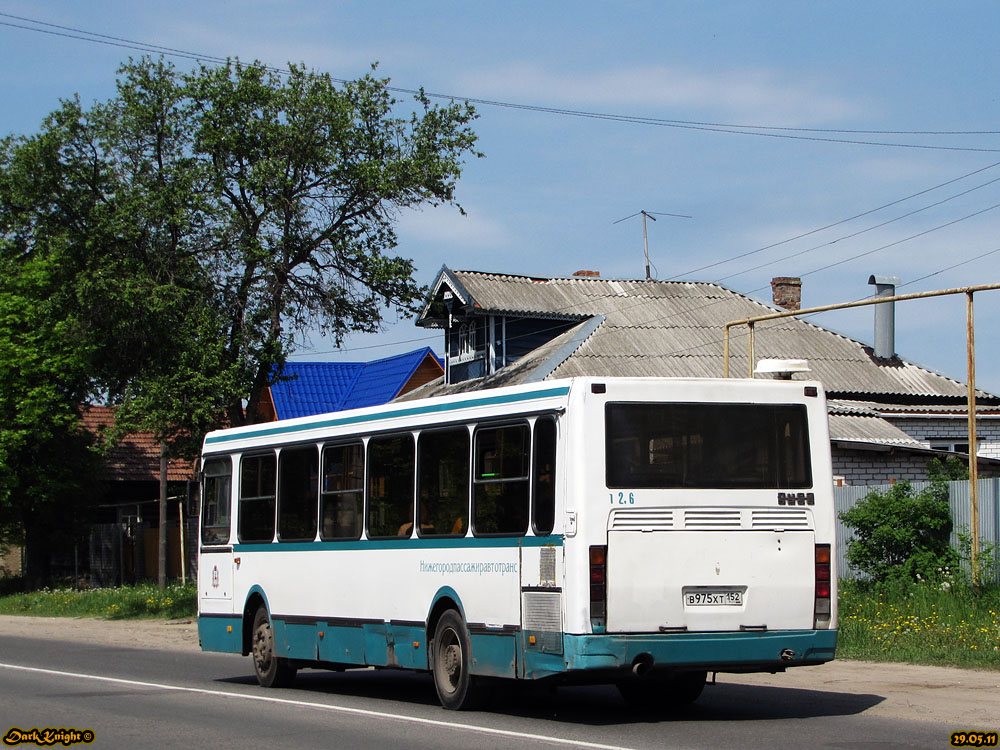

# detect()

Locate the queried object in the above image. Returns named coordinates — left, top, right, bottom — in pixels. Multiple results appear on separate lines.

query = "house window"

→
left=455, top=322, right=477, bottom=362
left=928, top=439, right=971, bottom=454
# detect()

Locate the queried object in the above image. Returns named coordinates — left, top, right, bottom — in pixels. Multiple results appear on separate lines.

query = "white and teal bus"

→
left=197, top=376, right=836, bottom=710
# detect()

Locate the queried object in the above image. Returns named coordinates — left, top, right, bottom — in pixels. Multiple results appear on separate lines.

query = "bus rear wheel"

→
left=617, top=670, right=707, bottom=710
left=431, top=610, right=489, bottom=710
left=251, top=606, right=297, bottom=688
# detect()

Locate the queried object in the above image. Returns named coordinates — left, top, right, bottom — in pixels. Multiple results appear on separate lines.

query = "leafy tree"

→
left=927, top=455, right=969, bottom=482
left=183, top=60, right=480, bottom=425
left=840, top=480, right=958, bottom=584
left=0, top=57, right=480, bottom=582
left=0, top=250, right=101, bottom=585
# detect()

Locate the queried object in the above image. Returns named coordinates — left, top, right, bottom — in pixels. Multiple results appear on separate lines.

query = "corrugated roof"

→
left=270, top=348, right=442, bottom=419
left=828, top=413, right=928, bottom=447
left=79, top=406, right=194, bottom=482
left=422, top=269, right=993, bottom=401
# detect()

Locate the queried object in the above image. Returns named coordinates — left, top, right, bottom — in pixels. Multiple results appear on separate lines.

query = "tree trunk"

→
left=22, top=520, right=51, bottom=589
left=158, top=440, right=168, bottom=590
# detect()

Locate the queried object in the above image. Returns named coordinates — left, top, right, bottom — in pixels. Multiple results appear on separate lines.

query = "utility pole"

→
left=614, top=210, right=691, bottom=280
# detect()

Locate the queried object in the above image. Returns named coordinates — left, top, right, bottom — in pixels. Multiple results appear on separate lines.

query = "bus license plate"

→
left=684, top=589, right=743, bottom=607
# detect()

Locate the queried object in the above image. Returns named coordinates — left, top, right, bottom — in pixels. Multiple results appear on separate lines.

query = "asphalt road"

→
left=0, top=631, right=992, bottom=750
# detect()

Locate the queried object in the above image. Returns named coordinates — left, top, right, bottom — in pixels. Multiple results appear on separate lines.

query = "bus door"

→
left=198, top=456, right=235, bottom=614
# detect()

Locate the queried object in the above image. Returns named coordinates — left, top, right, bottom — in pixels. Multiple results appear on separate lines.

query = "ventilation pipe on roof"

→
left=868, top=274, right=900, bottom=361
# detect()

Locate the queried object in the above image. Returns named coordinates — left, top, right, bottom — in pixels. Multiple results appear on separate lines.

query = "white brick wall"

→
left=884, top=415, right=1000, bottom=460
left=831, top=445, right=1000, bottom=486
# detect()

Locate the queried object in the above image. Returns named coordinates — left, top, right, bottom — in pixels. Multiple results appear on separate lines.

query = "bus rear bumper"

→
left=536, top=629, right=837, bottom=679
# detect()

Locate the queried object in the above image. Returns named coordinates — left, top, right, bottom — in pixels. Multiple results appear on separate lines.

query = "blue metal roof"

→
left=269, top=348, right=441, bottom=419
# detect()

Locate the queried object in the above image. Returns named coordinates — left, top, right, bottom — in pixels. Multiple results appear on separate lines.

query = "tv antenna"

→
left=613, top=210, right=692, bottom=280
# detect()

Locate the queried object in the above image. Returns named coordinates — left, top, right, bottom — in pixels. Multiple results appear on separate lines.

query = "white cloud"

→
left=397, top=204, right=514, bottom=251
left=455, top=62, right=864, bottom=127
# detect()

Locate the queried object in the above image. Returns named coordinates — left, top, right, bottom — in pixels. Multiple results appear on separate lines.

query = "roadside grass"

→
left=0, top=581, right=196, bottom=620
left=837, top=578, right=1000, bottom=669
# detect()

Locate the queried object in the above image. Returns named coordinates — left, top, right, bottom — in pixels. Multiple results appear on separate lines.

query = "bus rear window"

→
left=606, top=403, right=811, bottom=489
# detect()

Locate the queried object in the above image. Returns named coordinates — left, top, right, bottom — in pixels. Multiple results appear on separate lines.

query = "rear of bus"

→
left=564, top=377, right=836, bottom=700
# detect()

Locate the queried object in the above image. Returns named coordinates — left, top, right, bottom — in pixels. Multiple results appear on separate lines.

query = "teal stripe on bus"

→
left=204, top=385, right=571, bottom=446
left=231, top=535, right=564, bottom=553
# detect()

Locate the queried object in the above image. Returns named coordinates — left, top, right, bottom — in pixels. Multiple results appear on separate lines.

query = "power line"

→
left=668, top=159, right=1000, bottom=280
left=715, top=173, right=1000, bottom=282
left=3, top=12, right=1000, bottom=153
left=897, top=246, right=1000, bottom=289
left=796, top=202, right=1000, bottom=279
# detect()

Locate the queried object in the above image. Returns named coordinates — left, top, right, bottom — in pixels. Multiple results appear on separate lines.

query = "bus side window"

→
left=473, top=423, right=529, bottom=536
left=532, top=418, right=556, bottom=535
left=277, top=445, right=319, bottom=542
left=366, top=434, right=415, bottom=539
left=321, top=442, right=364, bottom=540
left=239, top=453, right=277, bottom=543
left=201, top=456, right=232, bottom=545
left=417, top=428, right=469, bottom=537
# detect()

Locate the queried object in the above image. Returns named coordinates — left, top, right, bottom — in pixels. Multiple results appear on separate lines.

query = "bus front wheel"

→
left=431, top=610, right=489, bottom=710
left=251, top=606, right=297, bottom=688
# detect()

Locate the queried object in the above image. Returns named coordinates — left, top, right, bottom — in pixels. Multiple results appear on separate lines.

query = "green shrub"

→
left=840, top=480, right=958, bottom=584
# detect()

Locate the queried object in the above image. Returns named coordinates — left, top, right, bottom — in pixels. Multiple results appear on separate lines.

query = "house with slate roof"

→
left=257, top=347, right=443, bottom=420
left=407, top=266, right=1000, bottom=486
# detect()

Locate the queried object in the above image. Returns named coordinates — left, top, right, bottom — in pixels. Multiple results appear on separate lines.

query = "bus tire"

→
left=664, top=670, right=707, bottom=704
left=431, top=610, right=489, bottom=710
left=617, top=670, right=707, bottom=710
left=251, top=606, right=297, bottom=688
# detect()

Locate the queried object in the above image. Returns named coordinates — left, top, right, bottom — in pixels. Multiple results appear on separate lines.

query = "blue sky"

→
left=2, top=1, right=999, bottom=395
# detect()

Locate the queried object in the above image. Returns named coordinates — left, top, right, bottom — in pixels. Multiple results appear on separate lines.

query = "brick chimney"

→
left=771, top=277, right=802, bottom=311
left=572, top=270, right=600, bottom=278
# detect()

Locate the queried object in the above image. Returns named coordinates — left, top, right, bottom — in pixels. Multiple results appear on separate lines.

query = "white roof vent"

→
left=754, top=358, right=811, bottom=379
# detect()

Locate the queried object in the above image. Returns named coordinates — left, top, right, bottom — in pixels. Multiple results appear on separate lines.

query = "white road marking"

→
left=0, top=663, right=633, bottom=750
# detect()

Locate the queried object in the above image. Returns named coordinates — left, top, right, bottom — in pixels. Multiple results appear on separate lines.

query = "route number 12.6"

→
left=610, top=492, right=635, bottom=505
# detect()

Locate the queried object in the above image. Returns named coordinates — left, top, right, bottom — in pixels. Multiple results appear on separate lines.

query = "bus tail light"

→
left=589, top=545, right=607, bottom=623
left=814, top=544, right=831, bottom=628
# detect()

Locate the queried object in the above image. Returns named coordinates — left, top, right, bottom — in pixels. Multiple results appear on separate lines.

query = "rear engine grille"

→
left=608, top=507, right=815, bottom=531
left=609, top=509, right=675, bottom=531
left=683, top=509, right=742, bottom=529
left=750, top=508, right=811, bottom=530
